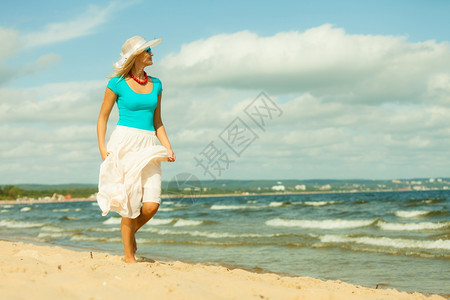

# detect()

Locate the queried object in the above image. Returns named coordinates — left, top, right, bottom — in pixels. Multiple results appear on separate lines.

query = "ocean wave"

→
left=41, top=226, right=65, bottom=232
left=52, top=208, right=81, bottom=212
left=1, top=205, right=13, bottom=208
left=0, top=219, right=44, bottom=228
left=103, top=217, right=121, bottom=225
left=353, top=200, right=367, bottom=204
left=52, top=208, right=71, bottom=212
left=134, top=239, right=275, bottom=247
left=20, top=207, right=31, bottom=212
left=89, top=227, right=120, bottom=232
left=210, top=204, right=253, bottom=210
left=0, top=209, right=9, bottom=213
left=210, top=204, right=281, bottom=210
left=265, top=218, right=375, bottom=229
left=377, top=220, right=449, bottom=231
left=158, top=208, right=174, bottom=212
left=70, top=235, right=122, bottom=243
left=58, top=216, right=79, bottom=221
left=247, top=200, right=258, bottom=204
left=394, top=210, right=431, bottom=218
left=187, top=231, right=276, bottom=239
left=304, top=201, right=341, bottom=207
left=38, top=232, right=71, bottom=239
left=173, top=219, right=203, bottom=227
left=319, top=234, right=450, bottom=250
left=139, top=227, right=277, bottom=239
left=180, top=230, right=272, bottom=238
left=424, top=198, right=445, bottom=204
left=148, top=218, right=174, bottom=225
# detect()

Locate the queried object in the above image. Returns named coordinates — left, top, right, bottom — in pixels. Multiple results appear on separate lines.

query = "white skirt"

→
left=97, top=125, right=169, bottom=218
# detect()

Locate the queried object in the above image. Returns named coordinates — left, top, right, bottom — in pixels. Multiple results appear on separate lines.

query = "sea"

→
left=1, top=190, right=449, bottom=296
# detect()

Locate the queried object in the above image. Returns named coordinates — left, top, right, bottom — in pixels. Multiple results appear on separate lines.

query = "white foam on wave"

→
left=1, top=205, right=12, bottom=208
left=304, top=201, right=339, bottom=207
left=158, top=208, right=174, bottom=212
left=103, top=217, right=121, bottom=225
left=38, top=232, right=70, bottom=239
left=20, top=207, right=31, bottom=212
left=163, top=201, right=175, bottom=205
left=52, top=208, right=71, bottom=212
left=211, top=203, right=294, bottom=210
left=139, top=227, right=276, bottom=239
left=247, top=200, right=258, bottom=204
left=41, top=226, right=64, bottom=232
left=266, top=218, right=375, bottom=229
left=91, top=202, right=99, bottom=206
left=148, top=218, right=174, bottom=225
left=319, top=234, right=450, bottom=250
left=394, top=210, right=431, bottom=218
left=210, top=205, right=249, bottom=210
left=90, top=227, right=120, bottom=232
left=0, top=220, right=43, bottom=228
left=377, top=220, right=449, bottom=231
left=0, top=209, right=9, bottom=213
left=70, top=235, right=122, bottom=243
left=186, top=230, right=275, bottom=239
left=173, top=219, right=203, bottom=227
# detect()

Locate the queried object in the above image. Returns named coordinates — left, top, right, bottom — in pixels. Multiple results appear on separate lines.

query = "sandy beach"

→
left=0, top=240, right=446, bottom=300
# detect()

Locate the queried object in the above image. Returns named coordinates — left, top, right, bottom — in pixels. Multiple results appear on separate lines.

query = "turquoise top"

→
left=107, top=76, right=163, bottom=131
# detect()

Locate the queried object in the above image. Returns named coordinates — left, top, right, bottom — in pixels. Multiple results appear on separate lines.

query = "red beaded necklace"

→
left=128, top=71, right=148, bottom=84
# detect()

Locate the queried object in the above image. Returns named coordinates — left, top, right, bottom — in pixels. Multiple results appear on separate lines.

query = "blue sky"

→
left=1, top=0, right=449, bottom=184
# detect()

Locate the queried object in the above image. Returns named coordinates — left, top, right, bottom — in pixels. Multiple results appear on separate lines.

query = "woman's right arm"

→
left=97, top=88, right=117, bottom=160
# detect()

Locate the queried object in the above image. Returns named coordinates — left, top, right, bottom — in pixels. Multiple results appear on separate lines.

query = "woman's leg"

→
left=133, top=160, right=162, bottom=254
left=135, top=202, right=160, bottom=231
left=132, top=202, right=160, bottom=254
left=121, top=217, right=137, bottom=263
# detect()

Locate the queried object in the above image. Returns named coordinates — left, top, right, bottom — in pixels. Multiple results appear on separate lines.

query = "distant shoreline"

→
left=1, top=188, right=449, bottom=205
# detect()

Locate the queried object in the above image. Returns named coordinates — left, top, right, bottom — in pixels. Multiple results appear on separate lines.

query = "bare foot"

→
left=123, top=256, right=137, bottom=264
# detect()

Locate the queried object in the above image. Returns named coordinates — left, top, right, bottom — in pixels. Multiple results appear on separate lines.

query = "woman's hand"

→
left=101, top=150, right=110, bottom=161
left=168, top=149, right=176, bottom=162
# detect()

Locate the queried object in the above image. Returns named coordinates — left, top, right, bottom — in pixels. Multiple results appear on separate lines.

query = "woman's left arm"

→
left=154, top=93, right=176, bottom=162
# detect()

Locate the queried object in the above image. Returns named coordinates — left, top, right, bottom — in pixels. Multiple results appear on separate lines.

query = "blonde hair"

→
left=108, top=51, right=142, bottom=79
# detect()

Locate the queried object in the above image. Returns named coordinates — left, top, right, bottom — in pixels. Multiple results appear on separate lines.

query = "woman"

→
left=96, top=36, right=176, bottom=263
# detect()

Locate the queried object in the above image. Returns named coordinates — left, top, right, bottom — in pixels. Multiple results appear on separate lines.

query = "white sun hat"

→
left=113, top=36, right=162, bottom=69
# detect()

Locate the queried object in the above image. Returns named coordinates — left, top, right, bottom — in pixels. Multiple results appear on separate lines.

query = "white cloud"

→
left=0, top=1, right=135, bottom=85
left=427, top=73, right=450, bottom=105
left=0, top=123, right=101, bottom=183
left=157, top=24, right=450, bottom=105
left=0, top=27, right=20, bottom=84
left=21, top=1, right=130, bottom=48
left=0, top=80, right=107, bottom=124
left=157, top=86, right=450, bottom=180
left=0, top=27, right=19, bottom=58
left=21, top=54, right=61, bottom=75
left=1, top=82, right=449, bottom=183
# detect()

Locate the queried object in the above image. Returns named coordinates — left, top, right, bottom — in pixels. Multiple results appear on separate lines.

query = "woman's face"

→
left=136, top=49, right=153, bottom=66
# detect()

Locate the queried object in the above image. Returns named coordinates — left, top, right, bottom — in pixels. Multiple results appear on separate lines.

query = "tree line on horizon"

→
left=0, top=185, right=98, bottom=200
